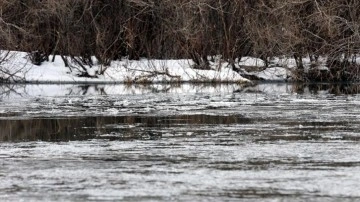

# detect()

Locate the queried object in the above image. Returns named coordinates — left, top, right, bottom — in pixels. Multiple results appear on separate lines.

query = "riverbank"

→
left=2, top=1, right=359, bottom=84
left=3, top=51, right=359, bottom=84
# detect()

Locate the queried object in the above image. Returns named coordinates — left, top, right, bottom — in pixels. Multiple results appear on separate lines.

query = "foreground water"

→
left=1, top=83, right=360, bottom=201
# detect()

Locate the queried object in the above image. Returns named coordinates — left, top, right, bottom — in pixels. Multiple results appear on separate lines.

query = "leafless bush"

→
left=0, top=0, right=359, bottom=81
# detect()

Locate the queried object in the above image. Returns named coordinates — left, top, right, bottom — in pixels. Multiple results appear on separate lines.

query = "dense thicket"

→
left=0, top=0, right=360, bottom=81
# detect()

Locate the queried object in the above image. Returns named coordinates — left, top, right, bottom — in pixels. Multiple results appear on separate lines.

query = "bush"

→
left=0, top=0, right=359, bottom=81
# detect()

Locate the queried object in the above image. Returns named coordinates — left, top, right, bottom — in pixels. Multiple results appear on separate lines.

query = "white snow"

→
left=0, top=51, right=250, bottom=83
left=256, top=67, right=289, bottom=80
left=3, top=50, right=351, bottom=83
left=238, top=56, right=266, bottom=67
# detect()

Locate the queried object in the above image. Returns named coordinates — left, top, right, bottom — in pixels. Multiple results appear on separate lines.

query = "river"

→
left=0, top=83, right=360, bottom=201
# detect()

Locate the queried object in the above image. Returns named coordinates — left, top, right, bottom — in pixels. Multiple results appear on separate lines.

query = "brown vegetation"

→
left=0, top=0, right=359, bottom=81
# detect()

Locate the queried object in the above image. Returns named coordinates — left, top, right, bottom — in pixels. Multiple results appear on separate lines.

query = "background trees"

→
left=0, top=0, right=359, bottom=81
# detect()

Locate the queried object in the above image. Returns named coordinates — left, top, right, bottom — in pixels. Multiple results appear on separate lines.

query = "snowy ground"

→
left=0, top=51, right=296, bottom=83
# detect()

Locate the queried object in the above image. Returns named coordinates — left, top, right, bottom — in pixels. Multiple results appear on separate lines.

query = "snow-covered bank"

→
left=0, top=51, right=243, bottom=83
left=0, top=51, right=295, bottom=84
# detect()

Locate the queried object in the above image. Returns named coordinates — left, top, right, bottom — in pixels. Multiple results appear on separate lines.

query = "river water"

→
left=0, top=83, right=360, bottom=201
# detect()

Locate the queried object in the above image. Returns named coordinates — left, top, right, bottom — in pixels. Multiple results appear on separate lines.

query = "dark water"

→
left=1, top=83, right=360, bottom=201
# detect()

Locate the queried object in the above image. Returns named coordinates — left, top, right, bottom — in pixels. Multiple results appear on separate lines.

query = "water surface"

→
left=1, top=83, right=360, bottom=201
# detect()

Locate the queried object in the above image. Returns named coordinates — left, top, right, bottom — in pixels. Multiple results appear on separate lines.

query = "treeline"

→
left=0, top=0, right=360, bottom=81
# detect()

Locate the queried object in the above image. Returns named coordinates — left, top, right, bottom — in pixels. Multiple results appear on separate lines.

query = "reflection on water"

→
left=293, top=83, right=360, bottom=95
left=1, top=83, right=360, bottom=98
left=0, top=115, right=251, bottom=142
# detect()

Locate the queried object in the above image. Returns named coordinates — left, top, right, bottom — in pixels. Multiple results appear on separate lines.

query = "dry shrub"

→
left=0, top=0, right=359, bottom=81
